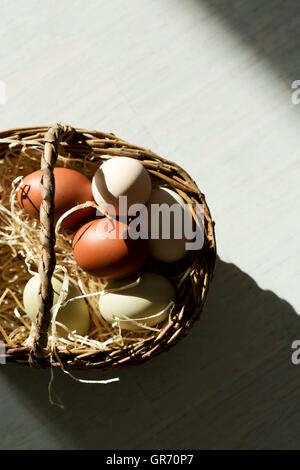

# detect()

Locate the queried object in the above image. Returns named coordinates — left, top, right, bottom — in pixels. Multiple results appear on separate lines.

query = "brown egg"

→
left=72, top=218, right=148, bottom=280
left=17, top=168, right=96, bottom=230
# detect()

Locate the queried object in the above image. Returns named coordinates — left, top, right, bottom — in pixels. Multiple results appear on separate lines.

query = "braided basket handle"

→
left=31, top=123, right=75, bottom=360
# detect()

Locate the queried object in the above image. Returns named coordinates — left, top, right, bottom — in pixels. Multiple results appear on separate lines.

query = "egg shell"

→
left=99, top=272, right=175, bottom=330
left=17, top=168, right=96, bottom=230
left=23, top=275, right=90, bottom=338
left=148, top=186, right=188, bottom=262
left=92, top=157, right=152, bottom=216
left=72, top=218, right=148, bottom=280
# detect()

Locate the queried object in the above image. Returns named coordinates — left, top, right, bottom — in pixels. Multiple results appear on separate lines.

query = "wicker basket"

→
left=0, top=123, right=216, bottom=370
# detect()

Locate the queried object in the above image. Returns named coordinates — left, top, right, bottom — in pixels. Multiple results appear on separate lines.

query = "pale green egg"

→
left=23, top=275, right=90, bottom=338
left=99, top=272, right=175, bottom=330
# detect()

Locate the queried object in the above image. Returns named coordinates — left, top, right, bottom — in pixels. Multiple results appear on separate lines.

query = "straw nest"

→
left=0, top=124, right=216, bottom=370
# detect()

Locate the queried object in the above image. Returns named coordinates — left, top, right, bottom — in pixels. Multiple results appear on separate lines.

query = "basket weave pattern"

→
left=0, top=123, right=216, bottom=369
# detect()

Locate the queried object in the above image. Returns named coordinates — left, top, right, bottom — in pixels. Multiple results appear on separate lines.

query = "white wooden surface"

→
left=1, top=0, right=300, bottom=450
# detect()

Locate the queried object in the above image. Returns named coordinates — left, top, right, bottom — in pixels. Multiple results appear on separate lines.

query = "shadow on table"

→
left=196, top=0, right=300, bottom=84
left=2, top=257, right=300, bottom=450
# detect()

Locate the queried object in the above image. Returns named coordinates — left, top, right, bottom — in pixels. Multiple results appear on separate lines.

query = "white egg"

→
left=92, top=157, right=152, bottom=216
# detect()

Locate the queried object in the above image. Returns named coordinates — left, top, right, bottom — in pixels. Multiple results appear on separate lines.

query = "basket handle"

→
left=31, top=123, right=75, bottom=360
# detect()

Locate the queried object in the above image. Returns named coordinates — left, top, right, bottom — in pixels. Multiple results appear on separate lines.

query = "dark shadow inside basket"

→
left=0, top=126, right=216, bottom=368
left=1, top=257, right=299, bottom=449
